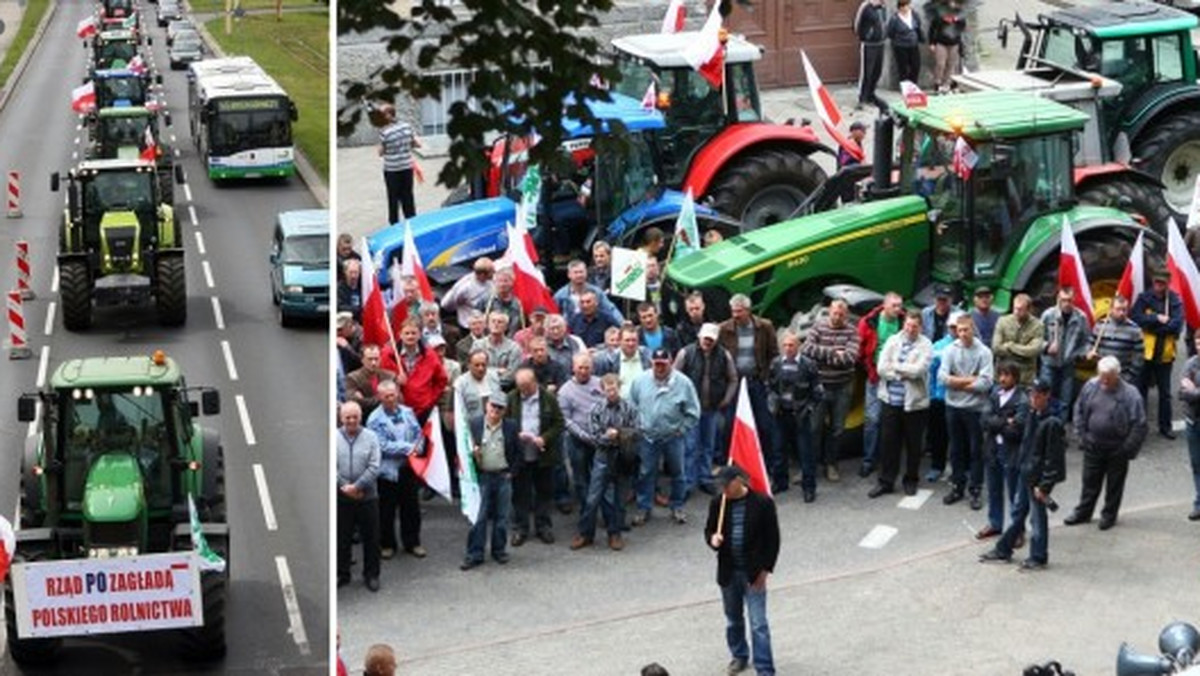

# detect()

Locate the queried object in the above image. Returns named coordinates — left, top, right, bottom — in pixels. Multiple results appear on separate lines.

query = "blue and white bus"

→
left=187, top=57, right=297, bottom=180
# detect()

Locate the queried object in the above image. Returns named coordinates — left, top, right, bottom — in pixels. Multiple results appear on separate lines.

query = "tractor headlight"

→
left=87, top=546, right=139, bottom=558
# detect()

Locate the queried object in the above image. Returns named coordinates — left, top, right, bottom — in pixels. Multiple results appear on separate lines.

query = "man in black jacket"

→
left=461, top=393, right=524, bottom=570
left=979, top=378, right=1066, bottom=570
left=854, top=0, right=888, bottom=110
left=976, top=362, right=1028, bottom=541
left=705, top=465, right=781, bottom=675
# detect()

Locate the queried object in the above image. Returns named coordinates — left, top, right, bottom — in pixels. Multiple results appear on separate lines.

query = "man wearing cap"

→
left=938, top=313, right=994, bottom=509
left=873, top=314, right=932, bottom=498
left=992, top=293, right=1044, bottom=386
left=554, top=259, right=623, bottom=325
left=979, top=377, right=1066, bottom=570
left=705, top=464, right=780, bottom=676
left=441, top=257, right=494, bottom=329
left=1064, top=356, right=1147, bottom=530
left=720, top=294, right=780, bottom=486
left=676, top=322, right=738, bottom=496
left=572, top=373, right=640, bottom=551
left=768, top=329, right=824, bottom=502
left=1039, top=286, right=1090, bottom=421
left=921, top=284, right=955, bottom=342
left=857, top=292, right=905, bottom=478
left=506, top=367, right=565, bottom=545
left=637, top=302, right=682, bottom=357
left=1087, top=295, right=1144, bottom=385
left=630, top=349, right=701, bottom=525
left=970, top=287, right=1001, bottom=347
left=337, top=401, right=382, bottom=590
left=367, top=380, right=426, bottom=561
left=804, top=298, right=861, bottom=481
left=461, top=392, right=523, bottom=570
left=1132, top=267, right=1184, bottom=439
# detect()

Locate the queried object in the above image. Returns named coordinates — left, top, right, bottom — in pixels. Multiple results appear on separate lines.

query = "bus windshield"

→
left=209, top=104, right=292, bottom=154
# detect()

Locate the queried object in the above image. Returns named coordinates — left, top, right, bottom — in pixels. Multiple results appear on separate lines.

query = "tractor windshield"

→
left=97, top=42, right=137, bottom=68
left=100, top=116, right=150, bottom=153
left=97, top=76, right=147, bottom=107
left=59, top=387, right=172, bottom=510
left=104, top=0, right=133, bottom=15
left=82, top=169, right=156, bottom=229
left=591, top=132, right=659, bottom=227
left=1040, top=25, right=1187, bottom=88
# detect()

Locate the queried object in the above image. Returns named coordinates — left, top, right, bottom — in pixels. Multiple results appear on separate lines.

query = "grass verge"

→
left=0, top=0, right=51, bottom=93
left=204, top=9, right=328, bottom=180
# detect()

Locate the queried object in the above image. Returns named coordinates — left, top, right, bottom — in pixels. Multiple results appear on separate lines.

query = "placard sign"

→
left=11, top=552, right=204, bottom=638
left=611, top=246, right=647, bottom=301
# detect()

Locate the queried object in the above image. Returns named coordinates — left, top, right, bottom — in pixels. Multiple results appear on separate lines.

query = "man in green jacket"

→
left=507, top=367, right=564, bottom=545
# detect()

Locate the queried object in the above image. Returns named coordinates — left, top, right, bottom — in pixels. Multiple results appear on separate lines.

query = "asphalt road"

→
left=0, top=3, right=329, bottom=674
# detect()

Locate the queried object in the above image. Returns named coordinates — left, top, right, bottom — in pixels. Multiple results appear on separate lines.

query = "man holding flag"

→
left=461, top=392, right=522, bottom=570
left=1133, top=266, right=1184, bottom=439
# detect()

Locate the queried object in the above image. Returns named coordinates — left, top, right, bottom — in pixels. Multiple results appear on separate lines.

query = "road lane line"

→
left=71, top=151, right=77, bottom=161
left=43, top=301, right=55, bottom=336
left=183, top=183, right=193, bottom=203
left=858, top=525, right=898, bottom=549
left=35, top=346, right=49, bottom=388
left=170, top=134, right=177, bottom=144
left=275, top=556, right=311, bottom=656
left=898, top=489, right=933, bottom=511
left=252, top=463, right=277, bottom=530
left=73, top=136, right=79, bottom=145
left=174, top=148, right=181, bottom=158
left=189, top=204, right=198, bottom=226
left=235, top=394, right=257, bottom=445
left=75, top=123, right=82, bottom=132
left=195, top=231, right=206, bottom=255
left=211, top=297, right=225, bottom=330
left=51, top=265, right=58, bottom=293
left=202, top=260, right=214, bottom=288
left=220, top=340, right=239, bottom=381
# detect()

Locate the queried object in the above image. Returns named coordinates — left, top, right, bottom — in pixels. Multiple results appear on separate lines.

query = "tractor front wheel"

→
left=156, top=256, right=187, bottom=326
left=59, top=260, right=93, bottom=331
left=1023, top=231, right=1131, bottom=314
left=1134, top=110, right=1200, bottom=220
left=707, top=149, right=827, bottom=230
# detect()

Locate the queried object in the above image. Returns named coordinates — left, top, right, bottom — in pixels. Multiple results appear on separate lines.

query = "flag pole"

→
left=1090, top=316, right=1107, bottom=355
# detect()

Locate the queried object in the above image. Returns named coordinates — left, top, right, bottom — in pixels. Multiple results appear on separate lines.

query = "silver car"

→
left=168, top=30, right=204, bottom=69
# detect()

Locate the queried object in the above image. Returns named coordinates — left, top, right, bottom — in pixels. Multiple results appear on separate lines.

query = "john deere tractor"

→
left=52, top=159, right=187, bottom=330
left=957, top=0, right=1200, bottom=223
left=5, top=353, right=228, bottom=664
left=88, top=107, right=177, bottom=207
left=89, top=29, right=148, bottom=73
left=666, top=91, right=1159, bottom=327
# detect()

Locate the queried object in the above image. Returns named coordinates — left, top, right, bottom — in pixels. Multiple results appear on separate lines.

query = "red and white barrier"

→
left=14, top=240, right=34, bottom=300
left=7, top=290, right=31, bottom=360
left=7, top=171, right=21, bottom=218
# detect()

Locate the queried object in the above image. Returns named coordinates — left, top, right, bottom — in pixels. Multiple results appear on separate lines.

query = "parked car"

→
left=167, top=18, right=195, bottom=46
left=269, top=209, right=330, bottom=327
left=157, top=0, right=182, bottom=27
left=168, top=30, right=204, bottom=69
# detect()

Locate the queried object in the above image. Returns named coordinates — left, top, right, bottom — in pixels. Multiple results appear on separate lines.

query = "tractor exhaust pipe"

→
left=867, top=115, right=899, bottom=200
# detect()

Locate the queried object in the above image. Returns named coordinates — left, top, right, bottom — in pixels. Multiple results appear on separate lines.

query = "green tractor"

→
left=88, top=29, right=148, bottom=73
left=52, top=159, right=187, bottom=330
left=4, top=353, right=228, bottom=664
left=88, top=106, right=178, bottom=208
left=665, top=91, right=1159, bottom=327
left=958, top=0, right=1200, bottom=222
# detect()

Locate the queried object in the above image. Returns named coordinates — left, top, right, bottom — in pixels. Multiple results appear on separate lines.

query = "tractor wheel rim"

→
left=1162, top=140, right=1200, bottom=213
left=743, top=186, right=806, bottom=229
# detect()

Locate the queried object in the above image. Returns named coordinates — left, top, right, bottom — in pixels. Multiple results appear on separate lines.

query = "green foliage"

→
left=0, top=0, right=51, bottom=92
left=337, top=0, right=622, bottom=190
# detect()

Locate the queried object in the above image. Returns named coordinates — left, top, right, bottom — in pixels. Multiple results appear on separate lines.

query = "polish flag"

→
left=77, top=16, right=97, bottom=38
left=129, top=54, right=147, bottom=75
left=641, top=81, right=657, bottom=111
left=900, top=80, right=928, bottom=108
left=411, top=413, right=452, bottom=502
left=1058, top=223, right=1095, bottom=326
left=71, top=82, right=96, bottom=114
left=1116, top=231, right=1145, bottom=302
left=359, top=237, right=393, bottom=350
left=504, top=222, right=559, bottom=316
left=401, top=218, right=434, bottom=302
left=952, top=137, right=978, bottom=181
left=140, top=125, right=157, bottom=162
left=661, top=0, right=686, bottom=33
left=682, top=1, right=724, bottom=89
left=729, top=378, right=771, bottom=497
left=1167, top=219, right=1200, bottom=329
left=801, top=51, right=864, bottom=163
left=0, top=514, right=13, bottom=582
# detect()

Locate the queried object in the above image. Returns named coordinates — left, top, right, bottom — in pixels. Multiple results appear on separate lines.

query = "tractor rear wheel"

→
left=59, top=260, right=92, bottom=331
left=156, top=256, right=187, bottom=326
left=1078, top=177, right=1175, bottom=236
left=1133, top=110, right=1200, bottom=220
left=1022, top=231, right=1131, bottom=313
left=5, top=554, right=63, bottom=665
left=707, top=149, right=827, bottom=230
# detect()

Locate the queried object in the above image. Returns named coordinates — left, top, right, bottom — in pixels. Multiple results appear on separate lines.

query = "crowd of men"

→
left=335, top=229, right=1200, bottom=590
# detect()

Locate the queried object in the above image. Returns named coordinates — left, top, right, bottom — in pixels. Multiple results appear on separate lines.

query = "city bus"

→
left=186, top=57, right=298, bottom=179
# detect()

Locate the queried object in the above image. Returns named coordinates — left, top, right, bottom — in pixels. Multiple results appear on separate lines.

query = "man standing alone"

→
left=853, top=0, right=888, bottom=110
left=376, top=103, right=419, bottom=225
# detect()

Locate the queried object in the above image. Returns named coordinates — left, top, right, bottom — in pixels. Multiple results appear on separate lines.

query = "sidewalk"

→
left=0, top=0, right=27, bottom=72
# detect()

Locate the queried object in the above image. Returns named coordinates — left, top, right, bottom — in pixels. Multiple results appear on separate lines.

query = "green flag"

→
left=673, top=189, right=701, bottom=260
left=518, top=165, right=541, bottom=233
left=454, top=390, right=482, bottom=524
left=188, top=494, right=226, bottom=573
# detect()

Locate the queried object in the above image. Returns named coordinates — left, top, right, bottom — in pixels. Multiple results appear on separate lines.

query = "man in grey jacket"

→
left=873, top=314, right=933, bottom=497
left=938, top=314, right=994, bottom=509
left=1040, top=286, right=1090, bottom=421
left=337, top=401, right=382, bottom=591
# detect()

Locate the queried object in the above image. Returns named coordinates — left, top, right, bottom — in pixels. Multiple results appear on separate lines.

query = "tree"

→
left=337, top=0, right=620, bottom=190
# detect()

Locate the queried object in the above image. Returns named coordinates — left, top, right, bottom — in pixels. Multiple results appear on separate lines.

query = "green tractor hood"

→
left=100, top=209, right=143, bottom=274
left=83, top=453, right=146, bottom=522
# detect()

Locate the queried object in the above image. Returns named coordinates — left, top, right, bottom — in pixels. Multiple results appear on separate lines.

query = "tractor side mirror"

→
left=146, top=36, right=153, bottom=46
left=201, top=390, right=220, bottom=416
left=17, top=395, right=37, bottom=422
left=50, top=172, right=60, bottom=192
left=174, top=164, right=185, bottom=184
left=164, top=112, right=172, bottom=127
left=998, top=20, right=1009, bottom=49
left=155, top=73, right=163, bottom=85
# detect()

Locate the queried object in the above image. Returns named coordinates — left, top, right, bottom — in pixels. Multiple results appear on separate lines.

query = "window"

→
left=1153, top=33, right=1184, bottom=82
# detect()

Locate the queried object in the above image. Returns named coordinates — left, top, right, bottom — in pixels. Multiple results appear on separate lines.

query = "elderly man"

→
left=454, top=348, right=501, bottom=422
left=720, top=294, right=780, bottom=488
left=1087, top=295, right=1144, bottom=385
left=559, top=353, right=608, bottom=511
left=366, top=380, right=426, bottom=560
left=337, top=401, right=381, bottom=591
left=545, top=314, right=584, bottom=374
left=804, top=299, right=861, bottom=481
left=475, top=267, right=524, bottom=334
left=388, top=275, right=424, bottom=334
left=1064, top=356, right=1148, bottom=530
left=992, top=293, right=1044, bottom=386
left=589, top=241, right=613, bottom=291
left=461, top=392, right=523, bottom=570
left=337, top=259, right=363, bottom=322
left=676, top=322, right=738, bottom=496
left=345, top=343, right=398, bottom=420
left=455, top=310, right=488, bottom=364
left=442, top=257, right=495, bottom=329
left=630, top=349, right=700, bottom=525
left=769, top=329, right=824, bottom=502
left=478, top=312, right=523, bottom=390
left=336, top=311, right=364, bottom=373
left=507, top=367, right=565, bottom=545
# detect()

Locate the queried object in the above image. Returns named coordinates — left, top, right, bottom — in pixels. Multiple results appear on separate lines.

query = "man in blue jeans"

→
left=629, top=349, right=700, bottom=526
left=461, top=393, right=523, bottom=571
left=705, top=465, right=781, bottom=675
left=979, top=377, right=1066, bottom=570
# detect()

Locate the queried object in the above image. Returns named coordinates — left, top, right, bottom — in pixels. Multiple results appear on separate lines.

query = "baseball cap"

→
left=974, top=286, right=993, bottom=297
left=488, top=392, right=508, bottom=408
left=1152, top=267, right=1171, bottom=282
left=699, top=323, right=720, bottom=341
left=934, top=284, right=954, bottom=299
left=715, top=464, right=750, bottom=486
left=530, top=305, right=550, bottom=316
left=849, top=120, right=866, bottom=131
left=1030, top=377, right=1053, bottom=393
left=651, top=348, right=672, bottom=362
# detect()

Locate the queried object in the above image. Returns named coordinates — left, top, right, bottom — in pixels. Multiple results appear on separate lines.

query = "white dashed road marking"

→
left=235, top=394, right=257, bottom=446
left=35, top=346, right=49, bottom=388
left=43, top=301, right=55, bottom=336
left=51, top=265, right=58, bottom=293
left=252, top=463, right=277, bottom=531
left=897, top=489, right=934, bottom=511
left=220, top=340, right=239, bottom=381
left=183, top=183, right=193, bottom=203
left=211, top=296, right=225, bottom=330
left=275, top=556, right=311, bottom=656
left=195, top=231, right=206, bottom=255
left=202, top=260, right=214, bottom=288
left=189, top=204, right=198, bottom=226
left=858, top=525, right=898, bottom=550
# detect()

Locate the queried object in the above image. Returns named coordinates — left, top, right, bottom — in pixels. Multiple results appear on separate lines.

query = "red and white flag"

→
left=801, top=51, right=864, bottom=163
left=1058, top=222, right=1095, bottom=326
left=641, top=81, right=657, bottom=111
left=728, top=378, right=772, bottom=498
left=77, top=16, right=97, bottom=38
left=71, top=82, right=96, bottom=114
left=900, top=80, right=927, bottom=108
left=129, top=54, right=147, bottom=75
left=140, top=125, right=157, bottom=162
left=0, top=514, right=14, bottom=582
left=503, top=222, right=559, bottom=316
left=661, top=0, right=686, bottom=33
left=682, top=0, right=724, bottom=89
left=411, top=414, right=453, bottom=503
left=1116, top=230, right=1145, bottom=302
left=359, top=237, right=392, bottom=350
left=952, top=137, right=978, bottom=181
left=1168, top=219, right=1200, bottom=329
left=401, top=218, right=434, bottom=302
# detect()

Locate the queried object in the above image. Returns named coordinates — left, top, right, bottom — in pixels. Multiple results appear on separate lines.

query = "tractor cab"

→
left=58, top=160, right=162, bottom=273
left=92, top=107, right=162, bottom=160
left=611, top=32, right=764, bottom=187
left=93, top=68, right=155, bottom=110
left=92, top=30, right=142, bottom=71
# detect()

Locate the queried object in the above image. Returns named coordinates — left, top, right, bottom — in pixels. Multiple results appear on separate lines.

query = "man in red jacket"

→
left=857, top=292, right=905, bottom=478
left=395, top=318, right=449, bottom=423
